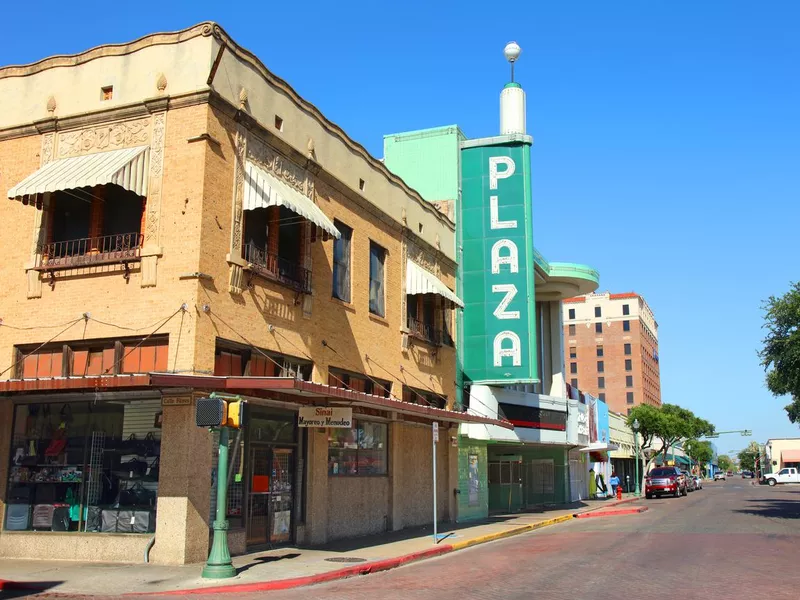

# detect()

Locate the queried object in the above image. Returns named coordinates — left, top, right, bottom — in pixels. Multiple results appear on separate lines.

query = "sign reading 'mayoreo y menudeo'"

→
left=298, top=406, right=353, bottom=428
left=460, top=139, right=537, bottom=385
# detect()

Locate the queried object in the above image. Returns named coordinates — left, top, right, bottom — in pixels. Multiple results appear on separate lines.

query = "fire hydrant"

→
left=616, top=485, right=623, bottom=500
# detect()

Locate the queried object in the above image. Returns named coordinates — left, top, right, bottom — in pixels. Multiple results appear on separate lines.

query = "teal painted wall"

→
left=489, top=446, right=570, bottom=510
left=383, top=126, right=464, bottom=202
left=457, top=438, right=489, bottom=522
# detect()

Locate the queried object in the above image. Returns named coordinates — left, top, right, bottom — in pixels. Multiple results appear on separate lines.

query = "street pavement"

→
left=12, top=481, right=800, bottom=599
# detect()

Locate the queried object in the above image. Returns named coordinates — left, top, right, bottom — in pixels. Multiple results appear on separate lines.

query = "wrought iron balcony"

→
left=35, top=232, right=143, bottom=271
left=407, top=316, right=445, bottom=346
left=243, top=242, right=312, bottom=294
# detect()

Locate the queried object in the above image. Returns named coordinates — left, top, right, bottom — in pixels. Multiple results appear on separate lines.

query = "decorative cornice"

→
left=0, top=22, right=215, bottom=80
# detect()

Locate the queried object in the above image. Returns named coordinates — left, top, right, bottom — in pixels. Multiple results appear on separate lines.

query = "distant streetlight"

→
left=632, top=418, right=641, bottom=497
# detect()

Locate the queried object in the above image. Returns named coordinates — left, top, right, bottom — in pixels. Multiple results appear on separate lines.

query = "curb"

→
left=576, top=497, right=639, bottom=515
left=0, top=512, right=582, bottom=597
left=574, top=506, right=648, bottom=519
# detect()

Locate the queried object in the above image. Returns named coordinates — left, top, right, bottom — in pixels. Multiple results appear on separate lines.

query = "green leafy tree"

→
left=627, top=404, right=715, bottom=475
left=738, top=442, right=761, bottom=472
left=717, top=455, right=733, bottom=473
left=759, top=282, right=800, bottom=425
left=684, top=439, right=714, bottom=475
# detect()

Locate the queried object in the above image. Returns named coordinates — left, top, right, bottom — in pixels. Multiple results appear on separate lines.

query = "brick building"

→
left=562, top=292, right=661, bottom=415
left=0, top=23, right=507, bottom=564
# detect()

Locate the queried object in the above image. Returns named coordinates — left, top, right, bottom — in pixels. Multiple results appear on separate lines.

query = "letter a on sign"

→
left=493, top=331, right=522, bottom=367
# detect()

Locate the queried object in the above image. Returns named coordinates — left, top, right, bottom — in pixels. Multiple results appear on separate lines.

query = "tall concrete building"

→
left=562, top=292, right=661, bottom=415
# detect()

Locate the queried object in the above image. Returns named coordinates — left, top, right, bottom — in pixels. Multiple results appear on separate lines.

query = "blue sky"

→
left=4, top=1, right=799, bottom=454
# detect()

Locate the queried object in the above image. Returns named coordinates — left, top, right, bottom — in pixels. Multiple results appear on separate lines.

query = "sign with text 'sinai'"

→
left=298, top=407, right=353, bottom=428
left=460, top=142, right=537, bottom=384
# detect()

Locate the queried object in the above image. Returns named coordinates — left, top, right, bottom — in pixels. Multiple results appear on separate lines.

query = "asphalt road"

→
left=16, top=480, right=800, bottom=600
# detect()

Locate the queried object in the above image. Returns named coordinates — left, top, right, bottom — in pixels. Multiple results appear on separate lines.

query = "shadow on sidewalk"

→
left=236, top=552, right=301, bottom=575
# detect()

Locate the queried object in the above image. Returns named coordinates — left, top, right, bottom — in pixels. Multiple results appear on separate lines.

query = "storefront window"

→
left=328, top=421, right=387, bottom=476
left=5, top=399, right=161, bottom=534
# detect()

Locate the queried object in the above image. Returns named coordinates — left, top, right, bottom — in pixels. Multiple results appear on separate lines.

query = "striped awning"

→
left=244, top=160, right=340, bottom=239
left=406, top=259, right=463, bottom=307
left=8, top=146, right=150, bottom=206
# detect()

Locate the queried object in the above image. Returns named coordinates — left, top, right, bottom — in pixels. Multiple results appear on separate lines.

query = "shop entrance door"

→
left=246, top=445, right=294, bottom=546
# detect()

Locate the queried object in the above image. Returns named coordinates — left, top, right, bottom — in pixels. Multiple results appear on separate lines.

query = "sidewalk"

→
left=0, top=494, right=640, bottom=596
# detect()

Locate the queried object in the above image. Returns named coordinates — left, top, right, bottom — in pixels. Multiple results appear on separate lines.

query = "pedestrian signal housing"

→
left=196, top=396, right=246, bottom=428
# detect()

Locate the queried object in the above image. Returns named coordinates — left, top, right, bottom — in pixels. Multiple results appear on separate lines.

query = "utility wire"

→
left=0, top=317, right=84, bottom=378
left=101, top=305, right=186, bottom=375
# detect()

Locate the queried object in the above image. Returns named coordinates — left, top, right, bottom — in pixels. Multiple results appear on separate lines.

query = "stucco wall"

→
left=326, top=477, right=389, bottom=541
left=0, top=532, right=151, bottom=562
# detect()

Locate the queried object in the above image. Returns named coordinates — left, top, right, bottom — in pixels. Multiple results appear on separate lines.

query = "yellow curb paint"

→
left=449, top=514, right=574, bottom=552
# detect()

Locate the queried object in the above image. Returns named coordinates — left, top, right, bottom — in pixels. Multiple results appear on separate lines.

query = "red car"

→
left=645, top=467, right=687, bottom=499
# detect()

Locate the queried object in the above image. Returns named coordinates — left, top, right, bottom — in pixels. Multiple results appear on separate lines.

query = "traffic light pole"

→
left=202, top=426, right=236, bottom=579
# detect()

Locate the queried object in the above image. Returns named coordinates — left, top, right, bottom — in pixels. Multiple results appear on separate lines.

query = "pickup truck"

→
left=764, top=467, right=800, bottom=486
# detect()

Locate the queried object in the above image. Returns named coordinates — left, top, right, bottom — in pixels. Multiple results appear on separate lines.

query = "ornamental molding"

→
left=247, top=135, right=315, bottom=200
left=57, top=118, right=151, bottom=158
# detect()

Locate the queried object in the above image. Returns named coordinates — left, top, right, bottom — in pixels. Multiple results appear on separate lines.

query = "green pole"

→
left=634, top=432, right=641, bottom=497
left=202, top=426, right=236, bottom=579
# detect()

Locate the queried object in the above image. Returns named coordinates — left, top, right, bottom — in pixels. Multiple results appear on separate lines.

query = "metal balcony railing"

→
left=35, top=232, right=143, bottom=270
left=243, top=242, right=312, bottom=294
left=407, top=316, right=444, bottom=346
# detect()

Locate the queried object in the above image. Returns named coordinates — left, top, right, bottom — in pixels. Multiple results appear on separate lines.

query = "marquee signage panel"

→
left=460, top=141, right=537, bottom=384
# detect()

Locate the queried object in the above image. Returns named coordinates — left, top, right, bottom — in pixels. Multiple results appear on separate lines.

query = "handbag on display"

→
left=141, top=432, right=160, bottom=457
left=114, top=457, right=148, bottom=480
left=143, top=457, right=159, bottom=481
left=116, top=434, right=142, bottom=455
left=116, top=482, right=156, bottom=508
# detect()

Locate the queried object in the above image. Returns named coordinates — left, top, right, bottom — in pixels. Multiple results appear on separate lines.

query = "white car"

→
left=764, top=467, right=800, bottom=486
left=694, top=476, right=703, bottom=490
left=714, top=472, right=726, bottom=481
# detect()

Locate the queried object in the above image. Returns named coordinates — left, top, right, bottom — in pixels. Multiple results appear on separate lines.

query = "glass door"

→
left=246, top=445, right=270, bottom=545
left=269, top=448, right=294, bottom=544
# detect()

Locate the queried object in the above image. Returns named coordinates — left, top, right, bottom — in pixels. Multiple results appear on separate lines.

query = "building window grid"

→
left=596, top=360, right=604, bottom=373
left=594, top=306, right=601, bottom=318
left=596, top=346, right=603, bottom=357
left=595, top=322, right=602, bottom=334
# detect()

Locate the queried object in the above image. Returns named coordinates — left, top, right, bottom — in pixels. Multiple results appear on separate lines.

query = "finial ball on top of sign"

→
left=503, top=41, right=522, bottom=63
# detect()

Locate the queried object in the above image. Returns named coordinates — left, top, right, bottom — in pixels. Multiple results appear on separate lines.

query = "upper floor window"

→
left=594, top=306, right=601, bottom=318
left=625, top=359, right=633, bottom=371
left=570, top=362, right=578, bottom=374
left=597, top=360, right=604, bottom=373
left=623, top=320, right=631, bottom=332
left=595, top=322, right=603, bottom=334
left=570, top=378, right=578, bottom=388
left=403, top=385, right=446, bottom=409
left=627, top=391, right=634, bottom=404
left=626, top=375, right=634, bottom=387
left=369, top=242, right=386, bottom=317
left=622, top=304, right=630, bottom=316
left=568, top=308, right=576, bottom=320
left=596, top=346, right=604, bottom=357
left=598, top=376, right=605, bottom=389
left=328, top=368, right=391, bottom=397
left=407, top=293, right=446, bottom=346
left=215, top=341, right=312, bottom=381
left=332, top=220, right=352, bottom=302
left=568, top=324, right=576, bottom=336
left=16, top=336, right=168, bottom=379
left=624, top=343, right=632, bottom=355
left=243, top=206, right=309, bottom=293
left=569, top=347, right=577, bottom=359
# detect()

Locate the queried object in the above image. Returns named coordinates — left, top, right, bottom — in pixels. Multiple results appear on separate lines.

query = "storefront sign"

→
left=298, top=407, right=353, bottom=428
left=162, top=395, right=191, bottom=406
left=460, top=141, right=537, bottom=384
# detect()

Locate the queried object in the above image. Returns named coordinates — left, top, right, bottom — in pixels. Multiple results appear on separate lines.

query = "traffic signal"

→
left=196, top=395, right=246, bottom=428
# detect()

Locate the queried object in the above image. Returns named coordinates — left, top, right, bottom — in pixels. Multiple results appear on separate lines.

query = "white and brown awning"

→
left=406, top=260, right=463, bottom=307
left=7, top=146, right=150, bottom=208
left=244, top=160, right=339, bottom=239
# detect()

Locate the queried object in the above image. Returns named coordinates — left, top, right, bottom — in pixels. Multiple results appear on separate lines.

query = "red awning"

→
left=782, top=450, right=800, bottom=463
left=149, top=373, right=514, bottom=430
left=0, top=374, right=150, bottom=393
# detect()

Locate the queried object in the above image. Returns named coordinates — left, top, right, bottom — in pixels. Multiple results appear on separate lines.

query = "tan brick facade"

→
left=0, top=23, right=461, bottom=564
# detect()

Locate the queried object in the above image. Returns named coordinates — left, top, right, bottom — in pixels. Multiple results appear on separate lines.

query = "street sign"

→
left=433, top=422, right=439, bottom=442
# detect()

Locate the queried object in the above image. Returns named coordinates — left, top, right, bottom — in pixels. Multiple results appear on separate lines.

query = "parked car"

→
left=645, top=467, right=687, bottom=499
left=714, top=472, right=726, bottom=481
left=682, top=471, right=696, bottom=492
left=763, top=467, right=800, bottom=486
left=694, top=475, right=703, bottom=490
left=741, top=471, right=755, bottom=479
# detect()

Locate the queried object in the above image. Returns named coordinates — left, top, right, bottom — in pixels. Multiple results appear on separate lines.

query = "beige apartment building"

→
left=562, top=292, right=661, bottom=415
left=0, top=23, right=506, bottom=565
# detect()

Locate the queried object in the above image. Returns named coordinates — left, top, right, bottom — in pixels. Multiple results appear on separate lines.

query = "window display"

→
left=328, top=421, right=387, bottom=476
left=5, top=399, right=161, bottom=534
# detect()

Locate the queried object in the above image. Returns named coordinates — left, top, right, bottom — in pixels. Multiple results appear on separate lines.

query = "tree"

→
left=718, top=455, right=733, bottom=473
left=684, top=439, right=714, bottom=475
left=759, top=282, right=800, bottom=425
left=627, top=404, right=715, bottom=476
left=738, top=442, right=761, bottom=472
